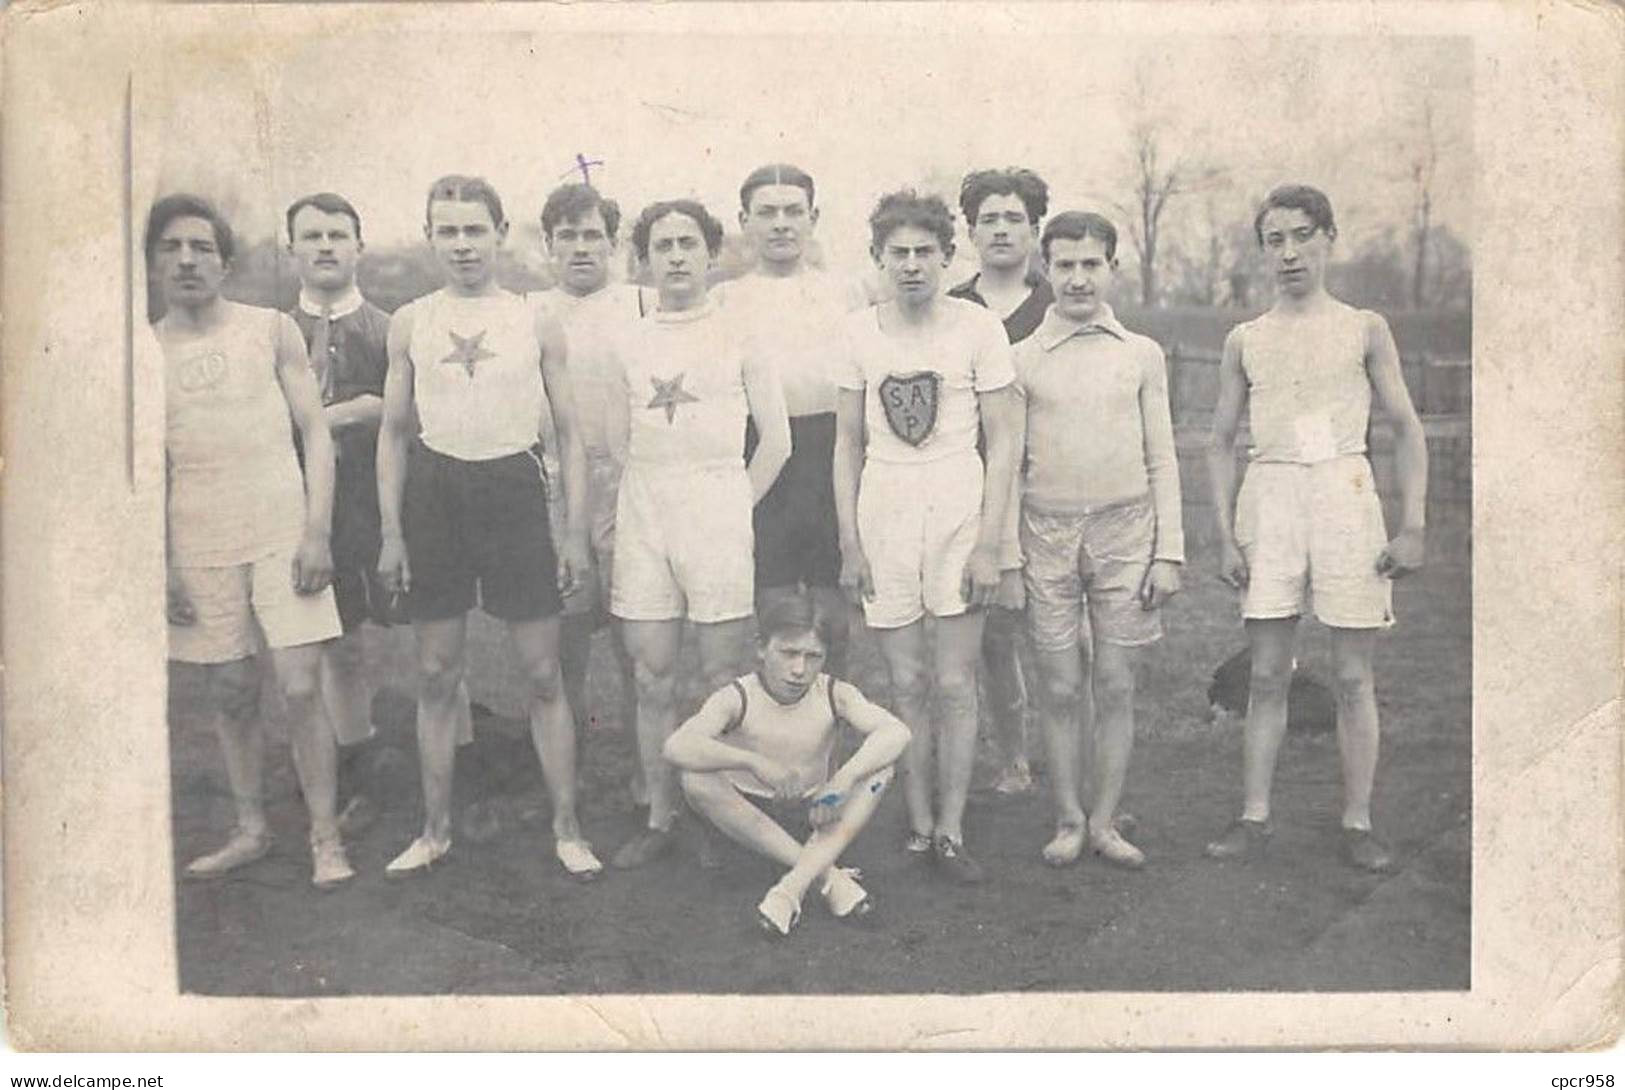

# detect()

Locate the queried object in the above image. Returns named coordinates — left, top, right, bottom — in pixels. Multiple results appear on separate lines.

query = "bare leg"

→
left=933, top=611, right=987, bottom=843
left=1034, top=645, right=1087, bottom=859
left=620, top=619, right=683, bottom=832
left=1088, top=640, right=1139, bottom=834
left=873, top=621, right=933, bottom=841
left=269, top=642, right=340, bottom=842
left=693, top=617, right=750, bottom=699
left=1241, top=617, right=1298, bottom=821
left=319, top=628, right=374, bottom=748
left=411, top=616, right=469, bottom=844
left=203, top=658, right=268, bottom=838
left=1329, top=626, right=1381, bottom=830
left=982, top=606, right=1031, bottom=790
left=776, top=769, right=893, bottom=902
left=559, top=611, right=595, bottom=738
left=508, top=616, right=584, bottom=842
left=607, top=619, right=646, bottom=804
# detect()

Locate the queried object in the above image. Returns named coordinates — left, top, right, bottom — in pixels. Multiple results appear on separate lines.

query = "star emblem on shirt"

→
left=442, top=330, right=496, bottom=377
left=646, top=372, right=699, bottom=423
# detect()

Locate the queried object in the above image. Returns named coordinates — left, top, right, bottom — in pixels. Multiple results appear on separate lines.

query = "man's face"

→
left=547, top=207, right=613, bottom=296
left=289, top=206, right=361, bottom=292
left=876, top=224, right=949, bottom=306
left=1258, top=206, right=1330, bottom=298
left=740, top=183, right=817, bottom=270
left=152, top=215, right=227, bottom=310
left=646, top=211, right=712, bottom=306
left=969, top=192, right=1037, bottom=274
left=425, top=198, right=505, bottom=290
left=1047, top=235, right=1115, bottom=323
left=757, top=629, right=827, bottom=703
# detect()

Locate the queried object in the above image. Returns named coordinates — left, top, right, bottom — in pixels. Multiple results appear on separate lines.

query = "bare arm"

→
left=273, top=314, right=334, bottom=592
left=741, top=344, right=791, bottom=503
left=537, top=308, right=589, bottom=590
left=966, top=384, right=1021, bottom=606
left=662, top=686, right=761, bottom=775
left=376, top=304, right=417, bottom=593
left=1140, top=342, right=1185, bottom=564
left=1207, top=327, right=1250, bottom=588
left=326, top=394, right=383, bottom=431
left=833, top=386, right=873, bottom=603
left=1365, top=311, right=1428, bottom=575
left=827, top=680, right=911, bottom=789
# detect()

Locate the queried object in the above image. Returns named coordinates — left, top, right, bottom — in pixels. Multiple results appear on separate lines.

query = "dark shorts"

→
left=401, top=440, right=563, bottom=624
left=744, top=792, right=812, bottom=839
left=749, top=412, right=841, bottom=590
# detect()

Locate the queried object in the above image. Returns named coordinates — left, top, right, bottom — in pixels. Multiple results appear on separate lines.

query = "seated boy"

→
left=663, top=593, right=911, bottom=936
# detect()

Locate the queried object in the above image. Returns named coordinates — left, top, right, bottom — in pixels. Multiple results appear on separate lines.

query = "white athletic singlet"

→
left=721, top=672, right=838, bottom=799
left=1238, top=301, right=1374, bottom=465
left=725, top=271, right=857, bottom=416
left=410, top=289, right=544, bottom=461
left=614, top=297, right=757, bottom=473
left=835, top=296, right=1014, bottom=465
left=163, top=302, right=308, bottom=567
left=540, top=283, right=648, bottom=459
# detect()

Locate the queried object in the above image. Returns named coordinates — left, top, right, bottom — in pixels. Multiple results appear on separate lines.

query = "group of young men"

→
left=154, top=161, right=1428, bottom=935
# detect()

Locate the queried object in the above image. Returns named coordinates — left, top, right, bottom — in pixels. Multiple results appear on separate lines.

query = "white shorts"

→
left=1236, top=455, right=1394, bottom=629
left=611, top=465, right=754, bottom=624
left=168, top=548, right=343, bottom=664
left=856, top=450, right=983, bottom=630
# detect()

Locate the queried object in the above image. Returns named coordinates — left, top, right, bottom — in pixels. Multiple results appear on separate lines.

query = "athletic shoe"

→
left=1089, top=826, right=1146, bottom=870
left=756, top=885, right=802, bottom=937
left=821, top=867, right=872, bottom=919
left=904, top=831, right=933, bottom=856
left=385, top=835, right=451, bottom=877
left=933, top=836, right=986, bottom=884
left=184, top=828, right=272, bottom=879
left=1204, top=817, right=1274, bottom=860
left=555, top=837, right=604, bottom=881
left=1342, top=828, right=1395, bottom=873
left=311, top=835, right=355, bottom=890
left=611, top=827, right=674, bottom=870
left=1041, top=824, right=1086, bottom=867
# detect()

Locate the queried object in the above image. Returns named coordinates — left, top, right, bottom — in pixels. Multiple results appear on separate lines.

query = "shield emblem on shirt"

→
left=878, top=371, right=941, bottom=447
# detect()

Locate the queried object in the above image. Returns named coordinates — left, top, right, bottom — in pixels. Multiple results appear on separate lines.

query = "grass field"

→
left=169, top=489, right=1470, bottom=995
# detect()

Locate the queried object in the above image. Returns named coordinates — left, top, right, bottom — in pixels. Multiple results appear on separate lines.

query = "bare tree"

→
left=1114, top=119, right=1225, bottom=306
left=1408, top=96, right=1438, bottom=309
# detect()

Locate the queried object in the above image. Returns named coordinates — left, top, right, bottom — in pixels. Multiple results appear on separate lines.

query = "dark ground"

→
left=170, top=510, right=1470, bottom=996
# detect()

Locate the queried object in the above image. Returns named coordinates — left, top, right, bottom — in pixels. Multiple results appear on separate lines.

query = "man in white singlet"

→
left=1204, top=184, right=1428, bottom=873
left=602, top=198, right=792, bottom=869
left=536, top=182, right=651, bottom=805
left=833, top=190, right=1022, bottom=885
left=664, top=593, right=910, bottom=935
left=377, top=175, right=598, bottom=879
left=726, top=163, right=865, bottom=676
left=154, top=193, right=353, bottom=890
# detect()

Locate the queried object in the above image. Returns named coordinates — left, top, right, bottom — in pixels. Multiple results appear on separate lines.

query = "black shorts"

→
left=749, top=412, right=841, bottom=590
left=401, top=440, right=563, bottom=623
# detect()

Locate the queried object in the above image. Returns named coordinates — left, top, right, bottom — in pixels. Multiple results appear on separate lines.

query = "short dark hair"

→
left=144, top=193, right=234, bottom=266
left=959, top=167, right=1049, bottom=225
left=424, top=174, right=505, bottom=229
left=739, top=163, right=816, bottom=212
left=631, top=199, right=725, bottom=262
left=541, top=183, right=622, bottom=242
left=868, top=189, right=955, bottom=255
left=756, top=591, right=833, bottom=651
left=1041, top=211, right=1119, bottom=263
left=1253, top=184, right=1337, bottom=245
left=285, top=192, right=363, bottom=245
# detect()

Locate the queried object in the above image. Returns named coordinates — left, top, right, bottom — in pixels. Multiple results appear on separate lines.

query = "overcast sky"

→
left=146, top=25, right=1470, bottom=275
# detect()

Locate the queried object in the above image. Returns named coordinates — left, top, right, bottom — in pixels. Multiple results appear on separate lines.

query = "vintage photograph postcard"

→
left=1, top=0, right=1619, bottom=1051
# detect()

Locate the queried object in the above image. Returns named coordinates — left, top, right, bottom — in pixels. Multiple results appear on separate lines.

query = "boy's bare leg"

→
left=1241, top=617, right=1298, bottom=821
left=410, top=616, right=469, bottom=845
left=873, top=621, right=934, bottom=843
left=1329, top=626, right=1380, bottom=830
left=204, top=658, right=269, bottom=838
left=509, top=616, right=585, bottom=843
left=776, top=769, right=892, bottom=902
left=559, top=611, right=595, bottom=738
left=608, top=620, right=646, bottom=804
left=982, top=606, right=1031, bottom=791
left=694, top=617, right=750, bottom=699
left=933, top=611, right=986, bottom=845
left=319, top=629, right=374, bottom=747
left=1034, top=644, right=1087, bottom=862
left=270, top=642, right=340, bottom=842
left=620, top=618, right=683, bottom=833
